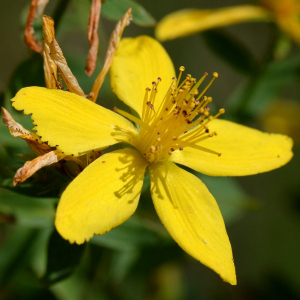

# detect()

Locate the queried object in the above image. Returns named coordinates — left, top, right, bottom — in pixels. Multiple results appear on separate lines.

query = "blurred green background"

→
left=0, top=0, right=300, bottom=299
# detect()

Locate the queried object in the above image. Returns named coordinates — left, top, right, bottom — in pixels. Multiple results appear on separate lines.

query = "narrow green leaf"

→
left=197, top=175, right=259, bottom=224
left=227, top=54, right=300, bottom=120
left=102, top=0, right=156, bottom=26
left=42, top=229, right=86, bottom=286
left=0, top=188, right=56, bottom=227
left=91, top=215, right=161, bottom=250
left=201, top=29, right=258, bottom=74
left=7, top=54, right=45, bottom=99
left=0, top=227, right=39, bottom=286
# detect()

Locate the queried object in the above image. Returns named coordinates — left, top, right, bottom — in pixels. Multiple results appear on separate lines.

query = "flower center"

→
left=115, top=67, right=225, bottom=163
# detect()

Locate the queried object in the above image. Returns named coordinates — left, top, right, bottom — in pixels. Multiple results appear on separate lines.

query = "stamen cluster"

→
left=116, top=67, right=225, bottom=163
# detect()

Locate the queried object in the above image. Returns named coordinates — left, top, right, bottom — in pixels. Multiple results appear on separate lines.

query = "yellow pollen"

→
left=115, top=68, right=225, bottom=163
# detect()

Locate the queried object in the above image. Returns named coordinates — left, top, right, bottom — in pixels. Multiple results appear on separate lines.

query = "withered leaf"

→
left=24, top=0, right=49, bottom=53
left=42, top=15, right=85, bottom=96
left=49, top=39, right=86, bottom=96
left=13, top=150, right=66, bottom=186
left=42, top=15, right=58, bottom=89
left=89, top=7, right=132, bottom=102
left=85, top=0, right=102, bottom=77
left=2, top=107, right=51, bottom=156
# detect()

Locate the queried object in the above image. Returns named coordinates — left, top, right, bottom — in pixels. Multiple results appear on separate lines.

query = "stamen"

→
left=114, top=107, right=152, bottom=131
left=116, top=67, right=223, bottom=163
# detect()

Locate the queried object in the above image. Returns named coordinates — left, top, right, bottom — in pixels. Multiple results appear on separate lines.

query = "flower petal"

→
left=110, top=35, right=175, bottom=117
left=55, top=148, right=148, bottom=244
left=149, top=161, right=236, bottom=285
left=155, top=6, right=271, bottom=41
left=276, top=16, right=300, bottom=45
left=12, top=87, right=139, bottom=156
left=171, top=119, right=293, bottom=176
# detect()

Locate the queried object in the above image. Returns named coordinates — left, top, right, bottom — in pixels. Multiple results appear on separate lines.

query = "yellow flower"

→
left=10, top=36, right=293, bottom=285
left=155, top=1, right=300, bottom=44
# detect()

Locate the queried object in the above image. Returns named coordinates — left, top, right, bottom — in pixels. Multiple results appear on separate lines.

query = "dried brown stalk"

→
left=85, top=0, right=102, bottom=77
left=89, top=8, right=132, bottom=102
left=24, top=0, right=49, bottom=53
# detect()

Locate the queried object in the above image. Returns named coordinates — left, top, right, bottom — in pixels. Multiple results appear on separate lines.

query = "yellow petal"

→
left=155, top=6, right=271, bottom=41
left=12, top=87, right=139, bottom=156
left=276, top=16, right=300, bottom=44
left=171, top=119, right=293, bottom=176
left=261, top=0, right=300, bottom=44
left=55, top=148, right=148, bottom=244
left=110, top=35, right=175, bottom=117
left=149, top=161, right=236, bottom=285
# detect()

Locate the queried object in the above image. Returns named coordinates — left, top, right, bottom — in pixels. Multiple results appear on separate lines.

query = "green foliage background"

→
left=0, top=0, right=300, bottom=299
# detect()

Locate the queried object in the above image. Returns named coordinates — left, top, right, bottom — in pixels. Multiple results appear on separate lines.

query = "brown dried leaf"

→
left=85, top=0, right=102, bottom=77
left=42, top=15, right=85, bottom=96
left=13, top=150, right=66, bottom=186
left=2, top=107, right=51, bottom=156
left=89, top=8, right=132, bottom=102
left=24, top=0, right=49, bottom=53
left=49, top=38, right=86, bottom=96
left=42, top=16, right=58, bottom=89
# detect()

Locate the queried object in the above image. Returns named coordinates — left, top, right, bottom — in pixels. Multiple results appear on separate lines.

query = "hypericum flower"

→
left=155, top=1, right=300, bottom=44
left=11, top=36, right=293, bottom=285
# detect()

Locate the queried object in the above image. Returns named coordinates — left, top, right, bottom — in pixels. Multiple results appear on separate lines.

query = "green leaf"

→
left=91, top=215, right=162, bottom=250
left=42, top=229, right=86, bottom=286
left=102, top=0, right=156, bottom=26
left=201, top=29, right=258, bottom=74
left=0, top=188, right=57, bottom=227
left=0, top=227, right=39, bottom=286
left=109, top=249, right=140, bottom=283
left=6, top=54, right=45, bottom=100
left=227, top=54, right=300, bottom=120
left=197, top=175, right=259, bottom=224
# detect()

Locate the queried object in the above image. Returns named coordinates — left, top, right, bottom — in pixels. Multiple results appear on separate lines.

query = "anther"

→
left=147, top=101, right=154, bottom=109
left=179, top=66, right=185, bottom=71
left=213, top=72, right=219, bottom=78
